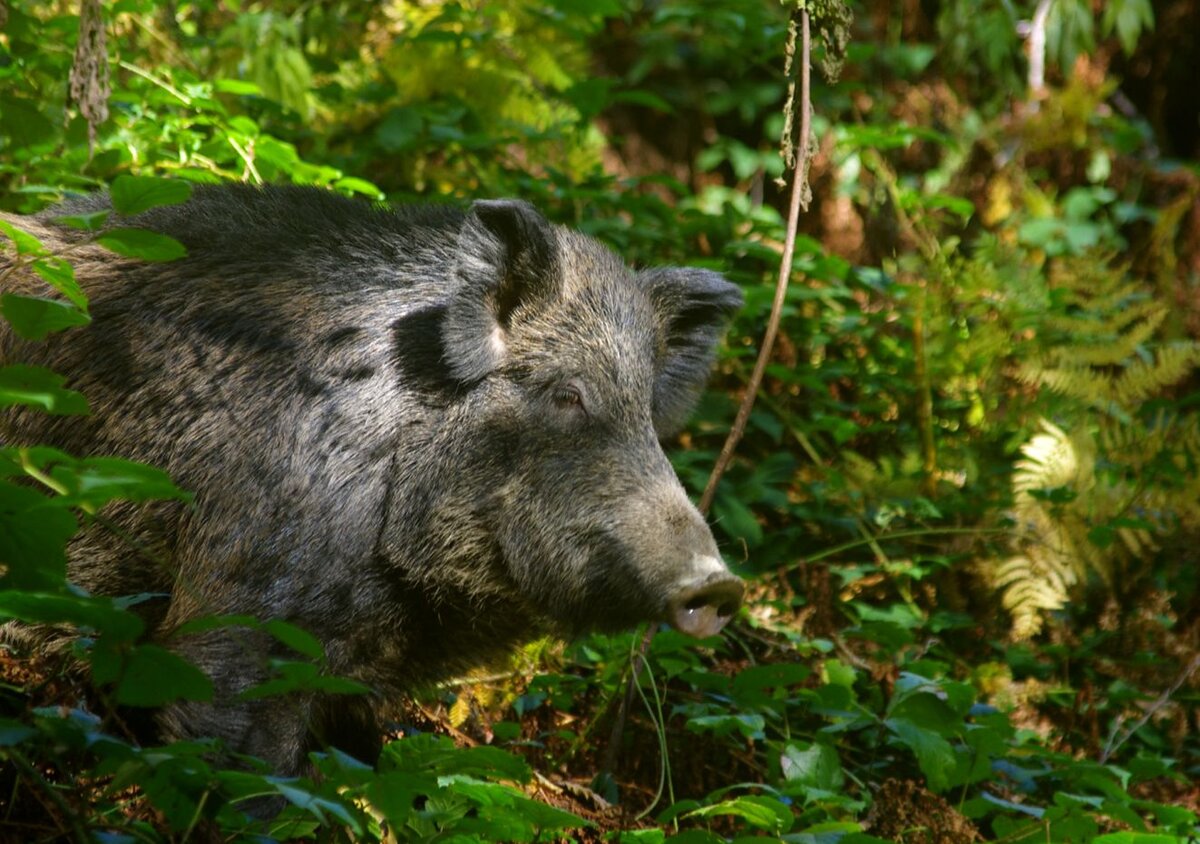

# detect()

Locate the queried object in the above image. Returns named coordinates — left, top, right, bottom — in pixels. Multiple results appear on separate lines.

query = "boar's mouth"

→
left=666, top=571, right=744, bottom=638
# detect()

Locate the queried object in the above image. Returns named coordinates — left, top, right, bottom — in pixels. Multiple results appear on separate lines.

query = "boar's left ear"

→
left=444, top=199, right=558, bottom=382
left=644, top=267, right=743, bottom=437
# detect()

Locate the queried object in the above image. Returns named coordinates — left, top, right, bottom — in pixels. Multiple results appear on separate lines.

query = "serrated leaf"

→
left=0, top=365, right=88, bottom=415
left=96, top=228, right=186, bottom=262
left=0, top=294, right=90, bottom=340
left=109, top=175, right=193, bottom=216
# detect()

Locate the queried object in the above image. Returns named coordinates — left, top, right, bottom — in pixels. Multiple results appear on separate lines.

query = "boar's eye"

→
left=551, top=382, right=586, bottom=414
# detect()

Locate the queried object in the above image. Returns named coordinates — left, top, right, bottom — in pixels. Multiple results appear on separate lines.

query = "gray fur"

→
left=0, top=184, right=743, bottom=774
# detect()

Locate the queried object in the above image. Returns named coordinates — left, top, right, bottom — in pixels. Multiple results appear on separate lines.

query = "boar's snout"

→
left=667, top=557, right=744, bottom=638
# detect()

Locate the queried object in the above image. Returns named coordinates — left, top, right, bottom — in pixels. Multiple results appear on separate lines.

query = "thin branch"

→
left=599, top=8, right=816, bottom=788
left=1100, top=653, right=1200, bottom=763
left=699, top=8, right=813, bottom=516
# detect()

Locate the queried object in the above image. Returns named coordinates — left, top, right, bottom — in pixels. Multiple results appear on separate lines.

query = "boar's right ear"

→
left=444, top=199, right=558, bottom=383
left=645, top=267, right=743, bottom=437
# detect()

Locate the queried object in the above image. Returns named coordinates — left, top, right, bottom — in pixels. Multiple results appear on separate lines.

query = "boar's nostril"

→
left=668, top=574, right=744, bottom=639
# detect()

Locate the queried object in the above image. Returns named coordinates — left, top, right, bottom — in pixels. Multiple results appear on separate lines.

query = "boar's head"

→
left=402, top=200, right=744, bottom=640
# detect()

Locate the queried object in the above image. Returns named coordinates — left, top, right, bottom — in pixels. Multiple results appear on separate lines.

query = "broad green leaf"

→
left=54, top=210, right=110, bottom=231
left=0, top=219, right=47, bottom=255
left=732, top=663, right=812, bottom=695
left=334, top=176, right=384, bottom=199
left=685, top=795, right=793, bottom=835
left=685, top=712, right=765, bottom=739
left=0, top=480, right=76, bottom=589
left=31, top=257, right=88, bottom=310
left=112, top=644, right=214, bottom=706
left=712, top=487, right=763, bottom=546
left=0, top=719, right=37, bottom=746
left=274, top=782, right=362, bottom=832
left=109, top=175, right=193, bottom=216
left=886, top=717, right=955, bottom=792
left=264, top=618, right=325, bottom=660
left=214, top=78, right=263, bottom=95
left=0, top=365, right=88, bottom=415
left=0, top=95, right=57, bottom=147
left=0, top=591, right=143, bottom=640
left=49, top=456, right=191, bottom=508
left=96, top=228, right=187, bottom=262
left=0, top=294, right=90, bottom=340
left=780, top=742, right=845, bottom=792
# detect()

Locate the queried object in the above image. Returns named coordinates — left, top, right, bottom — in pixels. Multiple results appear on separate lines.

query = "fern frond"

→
left=1012, top=419, right=1094, bottom=496
left=1112, top=344, right=1200, bottom=405
left=1061, top=306, right=1166, bottom=366
left=1016, top=360, right=1113, bottom=403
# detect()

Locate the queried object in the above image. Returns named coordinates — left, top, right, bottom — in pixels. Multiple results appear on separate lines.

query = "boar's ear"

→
left=444, top=199, right=558, bottom=383
left=644, top=267, right=743, bottom=437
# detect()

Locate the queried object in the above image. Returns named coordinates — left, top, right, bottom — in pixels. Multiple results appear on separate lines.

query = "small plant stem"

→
left=912, top=286, right=938, bottom=499
left=699, top=7, right=813, bottom=516
left=1100, top=653, right=1200, bottom=763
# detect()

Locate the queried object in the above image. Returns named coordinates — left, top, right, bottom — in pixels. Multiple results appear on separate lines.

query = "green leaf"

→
left=0, top=481, right=76, bottom=589
left=732, top=663, right=812, bottom=695
left=712, top=487, right=763, bottom=546
left=0, top=294, right=90, bottom=340
left=0, top=365, right=88, bottom=415
left=214, top=78, right=263, bottom=95
left=0, top=95, right=57, bottom=147
left=0, top=219, right=47, bottom=255
left=0, top=719, right=37, bottom=746
left=54, top=210, right=111, bottom=231
left=0, top=591, right=143, bottom=640
left=31, top=257, right=88, bottom=310
left=109, top=175, right=193, bottom=216
left=112, top=644, right=214, bottom=706
left=685, top=712, right=765, bottom=739
left=376, top=107, right=424, bottom=153
left=96, top=228, right=187, bottom=262
left=886, top=717, right=956, bottom=792
left=274, top=782, right=362, bottom=833
left=685, top=795, right=793, bottom=834
left=264, top=618, right=326, bottom=660
left=334, top=176, right=384, bottom=199
left=780, top=742, right=845, bottom=791
left=49, top=456, right=191, bottom=509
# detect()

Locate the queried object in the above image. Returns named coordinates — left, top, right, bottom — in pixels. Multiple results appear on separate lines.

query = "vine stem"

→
left=699, top=7, right=812, bottom=516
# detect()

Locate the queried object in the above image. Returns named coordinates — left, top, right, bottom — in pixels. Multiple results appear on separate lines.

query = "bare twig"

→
left=699, top=8, right=813, bottom=516
left=599, top=7, right=816, bottom=788
left=1099, top=654, right=1200, bottom=763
